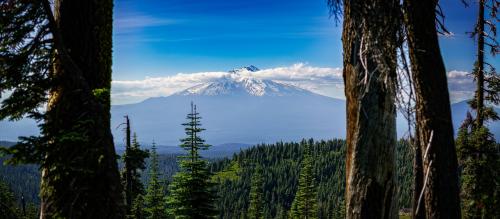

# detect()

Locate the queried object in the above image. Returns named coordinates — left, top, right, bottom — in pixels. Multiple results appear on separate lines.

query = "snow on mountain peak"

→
left=174, top=66, right=315, bottom=97
left=228, top=65, right=260, bottom=74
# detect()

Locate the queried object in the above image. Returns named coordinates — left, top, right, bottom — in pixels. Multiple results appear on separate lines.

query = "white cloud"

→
left=111, top=64, right=475, bottom=105
left=446, top=70, right=475, bottom=103
left=111, top=63, right=343, bottom=104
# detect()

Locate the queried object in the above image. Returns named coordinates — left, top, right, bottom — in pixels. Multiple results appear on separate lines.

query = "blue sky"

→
left=113, top=0, right=343, bottom=79
left=111, top=0, right=498, bottom=104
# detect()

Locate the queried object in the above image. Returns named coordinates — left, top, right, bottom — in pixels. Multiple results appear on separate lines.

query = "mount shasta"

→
left=1, top=66, right=498, bottom=150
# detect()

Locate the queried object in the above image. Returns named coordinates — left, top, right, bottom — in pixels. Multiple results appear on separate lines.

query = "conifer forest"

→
left=0, top=0, right=499, bottom=218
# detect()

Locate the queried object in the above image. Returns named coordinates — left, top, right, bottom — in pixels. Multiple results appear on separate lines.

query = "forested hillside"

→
left=2, top=138, right=412, bottom=218
left=210, top=139, right=413, bottom=218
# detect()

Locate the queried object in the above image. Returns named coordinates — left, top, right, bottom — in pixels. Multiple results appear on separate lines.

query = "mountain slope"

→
left=173, top=66, right=315, bottom=97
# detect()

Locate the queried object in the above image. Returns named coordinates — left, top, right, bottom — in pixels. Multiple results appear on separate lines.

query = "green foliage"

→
left=247, top=165, right=264, bottom=219
left=166, top=103, right=218, bottom=218
left=122, top=132, right=150, bottom=216
left=0, top=1, right=52, bottom=122
left=289, top=139, right=318, bottom=219
left=0, top=178, right=39, bottom=219
left=396, top=140, right=413, bottom=209
left=92, top=88, right=110, bottom=104
left=211, top=139, right=413, bottom=218
left=144, top=143, right=167, bottom=219
left=457, top=126, right=500, bottom=218
left=130, top=194, right=146, bottom=219
left=212, top=160, right=241, bottom=182
left=211, top=139, right=344, bottom=218
left=0, top=179, right=19, bottom=219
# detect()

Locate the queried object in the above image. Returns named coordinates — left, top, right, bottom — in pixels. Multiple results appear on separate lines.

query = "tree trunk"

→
left=476, top=0, right=485, bottom=127
left=40, top=0, right=124, bottom=218
left=342, top=0, right=399, bottom=218
left=125, top=116, right=133, bottom=213
left=403, top=0, right=461, bottom=218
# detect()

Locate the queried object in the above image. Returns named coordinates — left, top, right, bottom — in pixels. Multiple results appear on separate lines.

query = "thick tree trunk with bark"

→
left=342, top=0, right=399, bottom=218
left=40, top=0, right=124, bottom=218
left=403, top=0, right=461, bottom=218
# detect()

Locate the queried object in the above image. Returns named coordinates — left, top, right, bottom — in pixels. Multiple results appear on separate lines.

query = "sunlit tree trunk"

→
left=403, top=0, right=461, bottom=218
left=40, top=0, right=124, bottom=218
left=342, top=0, right=399, bottom=218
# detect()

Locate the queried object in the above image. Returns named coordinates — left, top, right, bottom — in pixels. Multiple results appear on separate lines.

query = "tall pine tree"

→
left=144, top=142, right=167, bottom=219
left=289, top=139, right=318, bottom=219
left=248, top=165, right=264, bottom=219
left=166, top=103, right=217, bottom=218
left=456, top=0, right=500, bottom=217
left=121, top=116, right=150, bottom=216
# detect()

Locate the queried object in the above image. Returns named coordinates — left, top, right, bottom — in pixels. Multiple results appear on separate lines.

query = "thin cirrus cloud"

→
left=114, top=14, right=180, bottom=33
left=111, top=63, right=475, bottom=105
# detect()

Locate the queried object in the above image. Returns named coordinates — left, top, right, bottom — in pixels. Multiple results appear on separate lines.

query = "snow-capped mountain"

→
left=2, top=65, right=499, bottom=153
left=174, top=66, right=313, bottom=97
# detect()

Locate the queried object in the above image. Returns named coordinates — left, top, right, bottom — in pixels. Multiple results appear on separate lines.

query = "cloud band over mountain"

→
left=111, top=63, right=475, bottom=105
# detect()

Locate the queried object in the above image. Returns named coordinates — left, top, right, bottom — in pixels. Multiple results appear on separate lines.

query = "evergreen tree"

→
left=122, top=116, right=150, bottom=216
left=456, top=1, right=500, bottom=218
left=457, top=0, right=500, bottom=218
left=131, top=194, right=146, bottom=219
left=166, top=103, right=217, bottom=218
left=248, top=165, right=264, bottom=219
left=1, top=1, right=124, bottom=217
left=457, top=122, right=500, bottom=218
left=0, top=179, right=18, bottom=219
left=144, top=143, right=167, bottom=219
left=289, top=139, right=317, bottom=219
left=463, top=0, right=499, bottom=127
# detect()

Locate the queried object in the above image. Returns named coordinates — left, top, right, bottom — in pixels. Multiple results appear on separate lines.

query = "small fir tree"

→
left=144, top=143, right=167, bottom=219
left=248, top=165, right=264, bottom=219
left=289, top=139, right=318, bottom=219
left=131, top=194, right=146, bottom=219
left=166, top=103, right=217, bottom=218
left=457, top=123, right=500, bottom=218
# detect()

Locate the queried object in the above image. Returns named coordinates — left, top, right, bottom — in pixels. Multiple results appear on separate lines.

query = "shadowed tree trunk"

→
left=125, top=115, right=133, bottom=213
left=411, top=138, right=425, bottom=219
left=476, top=0, right=485, bottom=127
left=342, top=0, right=399, bottom=218
left=40, top=0, right=124, bottom=218
left=403, top=0, right=461, bottom=218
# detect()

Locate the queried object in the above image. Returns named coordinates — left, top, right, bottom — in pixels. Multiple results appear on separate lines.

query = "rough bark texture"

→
left=342, top=0, right=399, bottom=218
left=40, top=0, right=124, bottom=218
left=403, top=0, right=461, bottom=218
